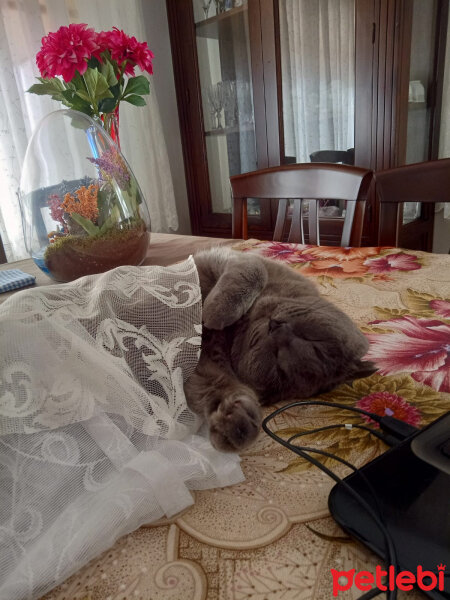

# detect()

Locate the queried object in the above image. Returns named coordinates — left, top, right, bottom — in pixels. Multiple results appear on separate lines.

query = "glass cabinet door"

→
left=277, top=0, right=356, bottom=235
left=193, top=0, right=261, bottom=219
left=403, top=0, right=438, bottom=226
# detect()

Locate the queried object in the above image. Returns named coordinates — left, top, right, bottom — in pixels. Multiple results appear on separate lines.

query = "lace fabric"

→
left=0, top=257, right=244, bottom=600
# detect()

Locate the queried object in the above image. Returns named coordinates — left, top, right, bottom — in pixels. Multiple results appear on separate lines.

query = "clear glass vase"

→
left=101, top=109, right=120, bottom=148
left=20, top=109, right=151, bottom=282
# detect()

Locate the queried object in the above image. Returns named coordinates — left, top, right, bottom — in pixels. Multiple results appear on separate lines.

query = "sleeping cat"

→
left=185, top=246, right=375, bottom=452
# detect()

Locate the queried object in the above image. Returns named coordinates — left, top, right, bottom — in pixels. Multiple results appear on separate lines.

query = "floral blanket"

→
left=41, top=242, right=450, bottom=600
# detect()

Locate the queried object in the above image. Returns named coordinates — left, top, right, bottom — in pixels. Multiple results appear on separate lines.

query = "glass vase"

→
left=20, top=109, right=151, bottom=282
left=102, top=109, right=120, bottom=148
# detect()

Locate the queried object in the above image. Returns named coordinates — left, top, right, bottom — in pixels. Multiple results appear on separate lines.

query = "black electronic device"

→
left=329, top=411, right=450, bottom=599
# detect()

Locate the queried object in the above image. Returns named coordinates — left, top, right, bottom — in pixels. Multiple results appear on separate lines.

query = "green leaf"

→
left=98, top=97, right=118, bottom=113
left=100, top=60, right=118, bottom=87
left=61, top=89, right=93, bottom=114
left=75, top=89, right=92, bottom=103
left=37, top=76, right=65, bottom=90
left=83, top=68, right=114, bottom=102
left=123, top=94, right=147, bottom=107
left=110, top=83, right=121, bottom=99
left=87, top=56, right=101, bottom=70
left=69, top=212, right=99, bottom=236
left=123, top=75, right=150, bottom=97
left=96, top=187, right=113, bottom=226
left=27, top=80, right=65, bottom=96
left=99, top=205, right=121, bottom=234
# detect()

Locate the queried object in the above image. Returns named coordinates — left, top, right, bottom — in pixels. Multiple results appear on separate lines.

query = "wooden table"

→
left=0, top=232, right=234, bottom=303
left=2, top=237, right=450, bottom=600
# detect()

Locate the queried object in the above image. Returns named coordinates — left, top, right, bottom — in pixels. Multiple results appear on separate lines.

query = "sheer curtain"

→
left=0, top=0, right=178, bottom=262
left=279, top=0, right=355, bottom=163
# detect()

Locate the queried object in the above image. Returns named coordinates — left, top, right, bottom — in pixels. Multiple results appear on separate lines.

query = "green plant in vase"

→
left=22, top=24, right=153, bottom=281
left=43, top=145, right=149, bottom=282
left=28, top=23, right=154, bottom=143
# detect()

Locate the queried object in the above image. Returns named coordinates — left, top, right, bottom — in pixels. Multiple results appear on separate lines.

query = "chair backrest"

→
left=375, top=158, right=450, bottom=246
left=309, top=148, right=355, bottom=165
left=230, top=163, right=373, bottom=247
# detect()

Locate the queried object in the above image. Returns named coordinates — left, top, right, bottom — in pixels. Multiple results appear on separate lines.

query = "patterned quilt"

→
left=41, top=241, right=450, bottom=600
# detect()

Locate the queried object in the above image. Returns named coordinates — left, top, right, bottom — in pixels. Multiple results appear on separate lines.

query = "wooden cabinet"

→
left=167, top=0, right=449, bottom=248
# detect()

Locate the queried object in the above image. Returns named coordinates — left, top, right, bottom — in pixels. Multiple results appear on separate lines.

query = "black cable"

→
left=265, top=399, right=419, bottom=442
left=263, top=406, right=399, bottom=600
left=265, top=399, right=383, bottom=423
left=286, top=423, right=391, bottom=445
left=286, top=441, right=385, bottom=518
left=271, top=441, right=397, bottom=599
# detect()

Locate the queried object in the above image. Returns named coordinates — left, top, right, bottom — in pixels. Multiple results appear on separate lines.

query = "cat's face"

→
left=232, top=296, right=374, bottom=404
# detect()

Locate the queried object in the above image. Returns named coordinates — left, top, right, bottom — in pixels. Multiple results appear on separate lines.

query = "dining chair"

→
left=230, top=163, right=373, bottom=246
left=375, top=158, right=450, bottom=246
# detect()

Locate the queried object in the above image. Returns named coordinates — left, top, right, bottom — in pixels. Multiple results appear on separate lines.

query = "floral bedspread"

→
left=42, top=242, right=450, bottom=600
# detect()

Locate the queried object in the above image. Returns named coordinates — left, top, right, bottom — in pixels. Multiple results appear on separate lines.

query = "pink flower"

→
left=366, top=315, right=450, bottom=393
left=430, top=299, right=450, bottom=318
left=97, top=28, right=154, bottom=76
left=47, top=194, right=65, bottom=226
left=36, top=24, right=99, bottom=82
left=357, top=392, right=421, bottom=427
left=88, top=147, right=130, bottom=188
left=364, top=252, right=421, bottom=274
left=260, top=242, right=315, bottom=264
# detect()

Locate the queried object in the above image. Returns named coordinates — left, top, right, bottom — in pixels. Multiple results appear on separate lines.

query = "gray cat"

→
left=185, top=247, right=375, bottom=452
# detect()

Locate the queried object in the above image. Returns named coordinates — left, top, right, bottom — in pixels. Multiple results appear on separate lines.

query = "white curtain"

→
left=0, top=0, right=178, bottom=263
left=279, top=0, right=355, bottom=163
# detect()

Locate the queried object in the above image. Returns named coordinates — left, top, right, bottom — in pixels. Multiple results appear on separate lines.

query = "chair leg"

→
left=232, top=198, right=248, bottom=239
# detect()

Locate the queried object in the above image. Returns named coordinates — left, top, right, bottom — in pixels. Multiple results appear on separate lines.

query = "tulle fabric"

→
left=0, top=258, right=243, bottom=600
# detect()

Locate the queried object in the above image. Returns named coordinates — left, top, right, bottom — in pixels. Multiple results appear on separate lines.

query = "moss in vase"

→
left=44, top=221, right=149, bottom=282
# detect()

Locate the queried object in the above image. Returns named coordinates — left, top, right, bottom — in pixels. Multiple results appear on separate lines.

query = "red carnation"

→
left=97, top=27, right=154, bottom=76
left=36, top=23, right=99, bottom=82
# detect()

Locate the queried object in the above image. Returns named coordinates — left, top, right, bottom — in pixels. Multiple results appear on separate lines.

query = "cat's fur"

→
left=185, top=247, right=375, bottom=452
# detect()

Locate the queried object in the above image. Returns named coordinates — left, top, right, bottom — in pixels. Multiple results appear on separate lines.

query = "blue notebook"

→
left=0, top=269, right=36, bottom=293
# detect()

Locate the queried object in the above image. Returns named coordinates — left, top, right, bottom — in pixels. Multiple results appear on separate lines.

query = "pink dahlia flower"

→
left=364, top=252, right=421, bottom=274
left=97, top=28, right=154, bottom=76
left=366, top=315, right=450, bottom=393
left=36, top=23, right=99, bottom=82
left=357, top=392, right=421, bottom=427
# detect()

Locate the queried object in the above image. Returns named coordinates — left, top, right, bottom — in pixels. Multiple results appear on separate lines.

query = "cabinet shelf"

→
left=195, top=5, right=247, bottom=39
left=204, top=122, right=254, bottom=136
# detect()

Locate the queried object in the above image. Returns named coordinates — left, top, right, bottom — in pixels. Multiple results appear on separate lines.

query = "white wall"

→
left=141, top=0, right=191, bottom=234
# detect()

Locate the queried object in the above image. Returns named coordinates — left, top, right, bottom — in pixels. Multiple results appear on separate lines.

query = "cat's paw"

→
left=202, top=297, right=244, bottom=330
left=208, top=390, right=262, bottom=452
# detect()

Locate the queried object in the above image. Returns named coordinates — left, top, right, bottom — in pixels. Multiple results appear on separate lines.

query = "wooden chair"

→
left=375, top=158, right=450, bottom=246
left=230, top=163, right=373, bottom=246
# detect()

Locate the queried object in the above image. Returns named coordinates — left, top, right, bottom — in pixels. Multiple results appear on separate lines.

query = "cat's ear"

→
left=348, top=359, right=378, bottom=381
